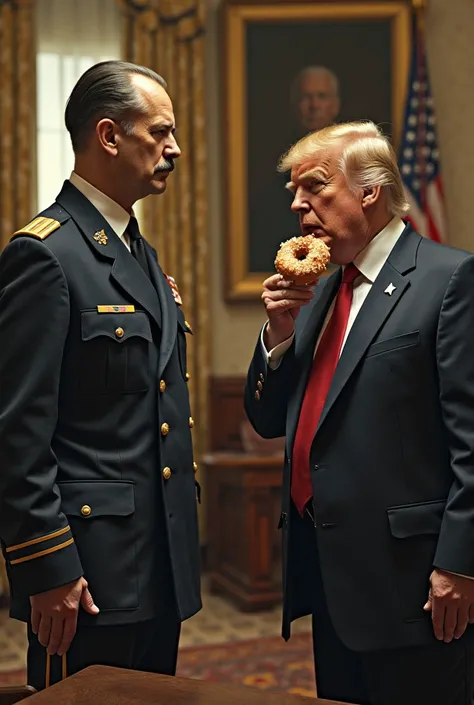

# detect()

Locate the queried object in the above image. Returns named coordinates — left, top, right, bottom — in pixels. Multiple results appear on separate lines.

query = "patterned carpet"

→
left=177, top=633, right=316, bottom=698
left=0, top=633, right=316, bottom=697
left=0, top=581, right=314, bottom=695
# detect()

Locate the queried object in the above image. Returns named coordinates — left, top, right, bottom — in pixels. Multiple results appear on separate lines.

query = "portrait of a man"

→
left=291, top=65, right=341, bottom=136
left=223, top=2, right=410, bottom=299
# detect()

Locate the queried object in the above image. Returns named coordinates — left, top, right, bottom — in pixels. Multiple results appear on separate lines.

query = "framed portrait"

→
left=222, top=1, right=411, bottom=301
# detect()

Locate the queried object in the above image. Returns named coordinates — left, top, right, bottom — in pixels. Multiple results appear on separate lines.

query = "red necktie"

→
left=291, top=264, right=360, bottom=515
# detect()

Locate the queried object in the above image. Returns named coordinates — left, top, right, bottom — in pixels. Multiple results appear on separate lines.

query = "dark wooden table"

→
left=26, top=665, right=353, bottom=704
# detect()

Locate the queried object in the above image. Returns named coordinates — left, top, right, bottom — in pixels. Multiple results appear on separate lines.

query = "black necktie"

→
left=127, top=217, right=151, bottom=280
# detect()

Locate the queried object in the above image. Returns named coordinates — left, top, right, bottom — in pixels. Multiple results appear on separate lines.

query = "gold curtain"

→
left=0, top=0, right=36, bottom=250
left=0, top=0, right=36, bottom=596
left=118, top=0, right=210, bottom=458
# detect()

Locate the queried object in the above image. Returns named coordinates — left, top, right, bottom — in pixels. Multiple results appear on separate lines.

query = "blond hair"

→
left=278, top=121, right=409, bottom=217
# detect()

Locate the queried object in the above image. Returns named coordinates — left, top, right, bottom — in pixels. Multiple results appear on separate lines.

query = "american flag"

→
left=399, top=14, right=447, bottom=242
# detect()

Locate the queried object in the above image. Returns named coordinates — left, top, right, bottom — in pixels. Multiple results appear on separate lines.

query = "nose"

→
left=291, top=189, right=309, bottom=213
left=165, top=133, right=181, bottom=159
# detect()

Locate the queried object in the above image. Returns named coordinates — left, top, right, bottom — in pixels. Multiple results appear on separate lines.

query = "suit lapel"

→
left=144, top=245, right=178, bottom=376
left=286, top=269, right=341, bottom=452
left=316, top=225, right=421, bottom=432
left=56, top=181, right=162, bottom=330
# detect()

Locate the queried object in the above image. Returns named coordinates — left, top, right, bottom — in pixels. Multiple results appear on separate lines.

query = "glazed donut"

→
left=274, top=235, right=330, bottom=285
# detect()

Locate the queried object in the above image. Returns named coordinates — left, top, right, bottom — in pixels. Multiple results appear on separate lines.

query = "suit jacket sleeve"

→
left=434, top=254, right=474, bottom=576
left=244, top=332, right=296, bottom=439
left=0, top=237, right=83, bottom=596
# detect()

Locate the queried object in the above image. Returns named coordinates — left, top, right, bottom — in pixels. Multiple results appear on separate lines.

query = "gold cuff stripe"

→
left=6, top=525, right=71, bottom=553
left=9, top=538, right=74, bottom=565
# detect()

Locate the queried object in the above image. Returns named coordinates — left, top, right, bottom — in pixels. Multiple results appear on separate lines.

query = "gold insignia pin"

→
left=93, top=229, right=107, bottom=245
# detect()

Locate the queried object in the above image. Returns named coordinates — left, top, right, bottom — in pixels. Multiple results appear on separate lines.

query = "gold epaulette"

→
left=13, top=216, right=61, bottom=240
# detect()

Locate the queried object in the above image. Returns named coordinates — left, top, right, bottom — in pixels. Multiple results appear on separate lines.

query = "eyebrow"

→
left=285, top=167, right=328, bottom=193
left=150, top=122, right=176, bottom=132
left=298, top=167, right=328, bottom=183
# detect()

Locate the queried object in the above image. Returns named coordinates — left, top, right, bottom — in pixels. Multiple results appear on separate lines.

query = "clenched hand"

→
left=30, top=577, right=99, bottom=656
left=262, top=274, right=317, bottom=351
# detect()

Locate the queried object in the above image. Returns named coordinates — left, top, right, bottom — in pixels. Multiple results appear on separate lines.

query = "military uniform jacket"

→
left=0, top=181, right=201, bottom=626
left=245, top=225, right=474, bottom=652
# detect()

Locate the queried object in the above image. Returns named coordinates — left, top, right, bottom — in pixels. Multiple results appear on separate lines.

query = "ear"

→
left=96, top=118, right=119, bottom=156
left=361, top=185, right=381, bottom=210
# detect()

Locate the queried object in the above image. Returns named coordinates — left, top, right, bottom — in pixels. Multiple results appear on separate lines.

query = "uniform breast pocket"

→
left=177, top=311, right=192, bottom=379
left=80, top=311, right=152, bottom=395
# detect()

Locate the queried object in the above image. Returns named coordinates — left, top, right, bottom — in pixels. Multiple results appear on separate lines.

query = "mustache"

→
left=154, top=158, right=175, bottom=173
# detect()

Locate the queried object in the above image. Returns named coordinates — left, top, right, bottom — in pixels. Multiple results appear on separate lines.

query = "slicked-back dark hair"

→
left=65, top=60, right=167, bottom=152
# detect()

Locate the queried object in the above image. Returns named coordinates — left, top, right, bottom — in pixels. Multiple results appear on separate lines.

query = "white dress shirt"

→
left=262, top=217, right=406, bottom=367
left=69, top=172, right=133, bottom=251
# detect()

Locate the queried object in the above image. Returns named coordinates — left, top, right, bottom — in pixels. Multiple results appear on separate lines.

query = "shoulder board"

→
left=12, top=216, right=62, bottom=240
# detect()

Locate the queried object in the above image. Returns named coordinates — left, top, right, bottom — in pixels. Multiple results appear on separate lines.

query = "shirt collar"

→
left=69, top=171, right=132, bottom=238
left=353, top=217, right=406, bottom=284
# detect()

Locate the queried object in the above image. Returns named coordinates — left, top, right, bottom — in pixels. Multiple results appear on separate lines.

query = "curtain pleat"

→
left=0, top=0, right=36, bottom=594
left=0, top=0, right=36, bottom=249
left=119, top=0, right=209, bottom=456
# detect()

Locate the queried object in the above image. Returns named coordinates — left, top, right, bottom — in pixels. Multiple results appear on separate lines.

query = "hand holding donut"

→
left=263, top=236, right=330, bottom=350
left=262, top=274, right=317, bottom=350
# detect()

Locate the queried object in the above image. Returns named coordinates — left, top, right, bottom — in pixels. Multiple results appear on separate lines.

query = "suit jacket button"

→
left=160, top=380, right=166, bottom=393
left=189, top=417, right=194, bottom=428
left=115, top=327, right=124, bottom=338
left=161, top=423, right=170, bottom=436
left=193, top=462, right=198, bottom=474
left=81, top=505, right=92, bottom=517
left=162, top=467, right=172, bottom=480
left=185, top=373, right=191, bottom=381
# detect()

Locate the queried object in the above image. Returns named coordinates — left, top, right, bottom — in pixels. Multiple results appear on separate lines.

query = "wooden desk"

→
left=26, top=665, right=353, bottom=705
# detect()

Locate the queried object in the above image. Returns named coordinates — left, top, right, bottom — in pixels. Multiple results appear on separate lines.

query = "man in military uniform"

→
left=0, top=60, right=201, bottom=689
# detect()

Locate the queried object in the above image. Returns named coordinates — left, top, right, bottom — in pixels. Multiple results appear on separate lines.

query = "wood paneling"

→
left=205, top=377, right=285, bottom=610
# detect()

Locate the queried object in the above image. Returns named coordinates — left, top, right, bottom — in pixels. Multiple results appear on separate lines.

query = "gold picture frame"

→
left=223, top=1, right=411, bottom=301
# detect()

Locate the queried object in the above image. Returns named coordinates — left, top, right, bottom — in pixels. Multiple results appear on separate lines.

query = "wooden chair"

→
left=0, top=686, right=36, bottom=704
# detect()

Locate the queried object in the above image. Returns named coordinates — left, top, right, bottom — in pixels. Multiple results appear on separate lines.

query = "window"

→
left=36, top=0, right=121, bottom=211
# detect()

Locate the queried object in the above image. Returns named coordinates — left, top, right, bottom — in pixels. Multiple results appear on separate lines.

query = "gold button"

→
left=257, top=381, right=263, bottom=391
left=115, top=327, right=124, bottom=338
left=81, top=505, right=92, bottom=517
left=193, top=462, right=198, bottom=474
left=161, top=422, right=170, bottom=436
left=160, top=380, right=166, bottom=393
left=189, top=417, right=194, bottom=429
left=184, top=320, right=192, bottom=332
left=255, top=390, right=261, bottom=401
left=185, top=373, right=191, bottom=381
left=162, top=467, right=172, bottom=480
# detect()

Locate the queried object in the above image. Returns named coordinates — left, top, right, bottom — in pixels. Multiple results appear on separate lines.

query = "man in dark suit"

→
left=0, top=60, right=201, bottom=690
left=245, top=121, right=474, bottom=704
